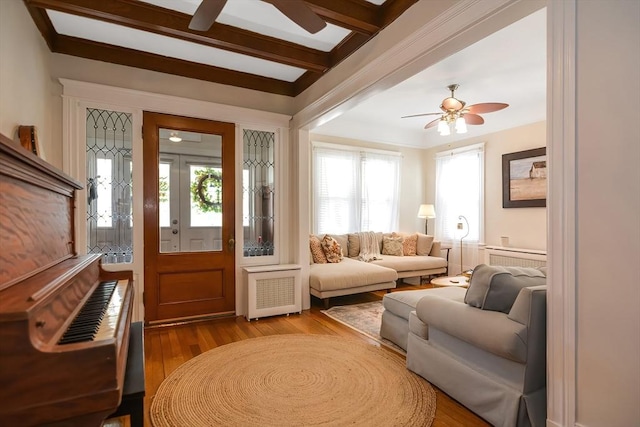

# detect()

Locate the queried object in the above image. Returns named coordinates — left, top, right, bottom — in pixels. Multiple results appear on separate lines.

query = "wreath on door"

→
left=190, top=168, right=222, bottom=213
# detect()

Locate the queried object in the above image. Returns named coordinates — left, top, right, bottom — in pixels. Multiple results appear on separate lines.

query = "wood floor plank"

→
left=120, top=289, right=491, bottom=427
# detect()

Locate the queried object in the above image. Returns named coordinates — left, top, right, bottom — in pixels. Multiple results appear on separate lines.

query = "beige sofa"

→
left=381, top=264, right=547, bottom=427
left=309, top=232, right=447, bottom=307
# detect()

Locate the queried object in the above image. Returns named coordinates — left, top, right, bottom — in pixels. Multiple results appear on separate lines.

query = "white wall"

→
left=574, top=1, right=640, bottom=425
left=0, top=1, right=58, bottom=166
left=423, top=121, right=547, bottom=250
left=309, top=134, right=425, bottom=234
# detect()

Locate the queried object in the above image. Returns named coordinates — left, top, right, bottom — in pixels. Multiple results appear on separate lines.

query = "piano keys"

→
left=58, top=279, right=126, bottom=345
left=0, top=133, right=135, bottom=426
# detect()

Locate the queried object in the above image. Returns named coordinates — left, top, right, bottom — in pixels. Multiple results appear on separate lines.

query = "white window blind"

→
left=313, top=143, right=400, bottom=234
left=434, top=143, right=484, bottom=243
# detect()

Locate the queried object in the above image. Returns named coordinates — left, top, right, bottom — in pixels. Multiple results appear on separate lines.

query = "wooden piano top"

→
left=1, top=133, right=83, bottom=292
left=0, top=254, right=101, bottom=319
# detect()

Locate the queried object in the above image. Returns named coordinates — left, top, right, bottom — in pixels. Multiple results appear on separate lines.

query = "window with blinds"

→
left=312, top=143, right=401, bottom=234
left=434, top=143, right=484, bottom=243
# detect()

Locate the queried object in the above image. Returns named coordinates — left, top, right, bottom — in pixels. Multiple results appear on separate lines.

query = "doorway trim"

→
left=60, top=78, right=291, bottom=322
left=290, top=0, right=571, bottom=425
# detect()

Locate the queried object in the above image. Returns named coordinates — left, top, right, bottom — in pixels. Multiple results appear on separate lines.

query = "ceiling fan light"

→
left=437, top=119, right=448, bottom=134
left=438, top=120, right=450, bottom=136
left=455, top=117, right=467, bottom=134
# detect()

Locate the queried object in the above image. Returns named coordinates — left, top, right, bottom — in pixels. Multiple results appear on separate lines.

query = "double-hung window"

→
left=434, top=143, right=484, bottom=243
left=312, top=143, right=401, bottom=234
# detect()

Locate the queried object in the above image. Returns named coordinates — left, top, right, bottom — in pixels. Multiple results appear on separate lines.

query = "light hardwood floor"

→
left=106, top=282, right=490, bottom=427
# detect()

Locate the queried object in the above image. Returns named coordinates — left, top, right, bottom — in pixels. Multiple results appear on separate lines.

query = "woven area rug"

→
left=322, top=300, right=404, bottom=353
left=150, top=334, right=436, bottom=427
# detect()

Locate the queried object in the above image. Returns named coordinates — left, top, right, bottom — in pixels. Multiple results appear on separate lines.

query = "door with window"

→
left=159, top=154, right=224, bottom=253
left=143, top=112, right=235, bottom=323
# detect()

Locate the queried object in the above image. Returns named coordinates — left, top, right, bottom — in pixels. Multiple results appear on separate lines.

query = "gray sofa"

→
left=309, top=232, right=447, bottom=307
left=381, top=264, right=547, bottom=427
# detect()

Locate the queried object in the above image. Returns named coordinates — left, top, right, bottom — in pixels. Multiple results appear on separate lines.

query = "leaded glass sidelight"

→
left=86, top=108, right=133, bottom=264
left=243, top=129, right=275, bottom=257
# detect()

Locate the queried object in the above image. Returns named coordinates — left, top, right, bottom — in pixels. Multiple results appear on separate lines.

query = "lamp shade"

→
left=417, top=204, right=436, bottom=219
left=455, top=117, right=467, bottom=134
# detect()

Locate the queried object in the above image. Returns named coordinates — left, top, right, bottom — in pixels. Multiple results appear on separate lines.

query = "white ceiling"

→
left=139, top=0, right=353, bottom=51
left=312, top=8, right=547, bottom=149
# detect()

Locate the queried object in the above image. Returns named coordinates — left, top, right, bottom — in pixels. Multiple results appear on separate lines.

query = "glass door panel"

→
left=158, top=129, right=222, bottom=253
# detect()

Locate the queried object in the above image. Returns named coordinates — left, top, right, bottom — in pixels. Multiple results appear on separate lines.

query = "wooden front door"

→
left=143, top=112, right=235, bottom=323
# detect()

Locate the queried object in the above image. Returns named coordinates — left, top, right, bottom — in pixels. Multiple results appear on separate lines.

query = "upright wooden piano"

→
left=0, top=133, right=136, bottom=426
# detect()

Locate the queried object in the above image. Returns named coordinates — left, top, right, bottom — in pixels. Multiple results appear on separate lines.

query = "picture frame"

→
left=502, top=147, right=547, bottom=208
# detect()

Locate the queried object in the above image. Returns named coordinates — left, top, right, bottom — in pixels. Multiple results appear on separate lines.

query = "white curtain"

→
left=360, top=151, right=400, bottom=232
left=313, top=146, right=359, bottom=234
left=434, top=143, right=484, bottom=274
left=313, top=144, right=401, bottom=234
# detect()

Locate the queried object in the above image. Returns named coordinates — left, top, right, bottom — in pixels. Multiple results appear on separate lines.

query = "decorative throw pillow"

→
left=321, top=235, right=343, bottom=263
left=381, top=236, right=404, bottom=256
left=347, top=233, right=360, bottom=258
left=393, top=232, right=418, bottom=256
left=465, top=264, right=547, bottom=313
left=309, top=235, right=327, bottom=264
left=416, top=233, right=434, bottom=256
left=327, top=234, right=349, bottom=257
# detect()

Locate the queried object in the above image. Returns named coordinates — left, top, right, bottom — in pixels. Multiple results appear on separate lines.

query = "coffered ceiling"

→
left=23, top=0, right=418, bottom=97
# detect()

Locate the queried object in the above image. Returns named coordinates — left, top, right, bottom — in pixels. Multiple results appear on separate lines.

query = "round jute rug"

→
left=150, top=334, right=436, bottom=427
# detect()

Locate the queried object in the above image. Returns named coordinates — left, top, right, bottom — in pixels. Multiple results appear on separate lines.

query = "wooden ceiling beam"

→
left=380, top=0, right=420, bottom=28
left=24, top=0, right=330, bottom=73
left=21, top=0, right=419, bottom=97
left=53, top=35, right=296, bottom=96
left=304, top=0, right=380, bottom=35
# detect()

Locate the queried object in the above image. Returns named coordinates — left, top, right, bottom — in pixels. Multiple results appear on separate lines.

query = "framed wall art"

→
left=502, top=147, right=546, bottom=208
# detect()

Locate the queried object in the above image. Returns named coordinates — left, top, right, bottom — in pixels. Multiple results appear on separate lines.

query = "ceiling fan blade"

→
left=467, top=102, right=509, bottom=114
left=189, top=0, right=226, bottom=31
left=424, top=118, right=440, bottom=129
left=464, top=113, right=485, bottom=125
left=268, top=0, right=327, bottom=34
left=401, top=112, right=441, bottom=119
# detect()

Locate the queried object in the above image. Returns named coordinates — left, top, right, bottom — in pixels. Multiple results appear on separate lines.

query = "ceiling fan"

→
left=189, top=0, right=327, bottom=33
left=402, top=84, right=509, bottom=135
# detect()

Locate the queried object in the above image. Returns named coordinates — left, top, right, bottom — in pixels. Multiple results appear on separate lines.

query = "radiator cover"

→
left=484, top=246, right=547, bottom=268
left=244, top=265, right=301, bottom=321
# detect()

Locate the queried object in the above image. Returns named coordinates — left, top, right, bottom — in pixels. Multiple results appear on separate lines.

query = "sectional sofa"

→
left=309, top=232, right=448, bottom=307
left=381, top=264, right=548, bottom=427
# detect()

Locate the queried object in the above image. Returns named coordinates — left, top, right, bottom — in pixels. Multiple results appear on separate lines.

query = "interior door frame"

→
left=142, top=112, right=236, bottom=323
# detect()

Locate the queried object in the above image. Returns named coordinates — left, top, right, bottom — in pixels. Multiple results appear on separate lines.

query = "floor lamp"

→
left=417, top=204, right=436, bottom=235
left=457, top=215, right=469, bottom=276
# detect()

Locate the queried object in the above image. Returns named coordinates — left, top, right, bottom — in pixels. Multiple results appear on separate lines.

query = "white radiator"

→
left=484, top=246, right=547, bottom=268
left=244, top=264, right=301, bottom=321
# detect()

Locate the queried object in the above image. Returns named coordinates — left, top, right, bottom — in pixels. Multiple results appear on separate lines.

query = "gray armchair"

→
left=405, top=265, right=547, bottom=427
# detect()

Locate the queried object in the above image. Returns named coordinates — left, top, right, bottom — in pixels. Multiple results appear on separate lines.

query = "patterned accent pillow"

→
left=402, top=233, right=418, bottom=256
left=381, top=236, right=404, bottom=256
left=309, top=235, right=327, bottom=264
left=393, top=232, right=418, bottom=256
left=321, top=235, right=344, bottom=263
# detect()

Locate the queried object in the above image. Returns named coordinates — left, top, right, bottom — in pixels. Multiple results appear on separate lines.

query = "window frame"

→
left=237, top=125, right=283, bottom=266
left=311, top=141, right=402, bottom=234
left=434, top=142, right=485, bottom=244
